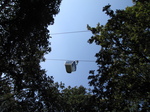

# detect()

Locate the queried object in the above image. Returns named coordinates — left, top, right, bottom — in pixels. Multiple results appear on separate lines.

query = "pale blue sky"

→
left=41, top=0, right=133, bottom=88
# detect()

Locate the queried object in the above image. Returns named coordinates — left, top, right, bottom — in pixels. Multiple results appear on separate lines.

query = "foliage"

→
left=88, top=1, right=150, bottom=111
left=59, top=85, right=97, bottom=112
left=0, top=0, right=62, bottom=111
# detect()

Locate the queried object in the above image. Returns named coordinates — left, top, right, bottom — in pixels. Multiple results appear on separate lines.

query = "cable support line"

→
left=50, top=30, right=90, bottom=35
left=46, top=58, right=95, bottom=62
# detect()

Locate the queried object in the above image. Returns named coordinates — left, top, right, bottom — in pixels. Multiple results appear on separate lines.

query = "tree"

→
left=0, top=0, right=62, bottom=111
left=59, top=85, right=97, bottom=112
left=88, top=1, right=150, bottom=111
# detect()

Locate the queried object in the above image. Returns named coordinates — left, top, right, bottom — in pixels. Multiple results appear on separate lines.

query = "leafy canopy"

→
left=59, top=85, right=97, bottom=112
left=88, top=1, right=150, bottom=111
left=0, top=0, right=62, bottom=111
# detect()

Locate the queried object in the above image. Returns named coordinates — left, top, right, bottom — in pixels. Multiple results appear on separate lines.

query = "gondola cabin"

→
left=65, top=61, right=78, bottom=73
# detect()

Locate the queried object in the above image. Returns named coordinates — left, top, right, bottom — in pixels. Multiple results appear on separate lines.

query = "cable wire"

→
left=50, top=30, right=90, bottom=35
left=46, top=59, right=95, bottom=62
left=47, top=30, right=94, bottom=62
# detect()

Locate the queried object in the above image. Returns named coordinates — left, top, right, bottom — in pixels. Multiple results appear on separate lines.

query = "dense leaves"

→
left=0, top=0, right=62, bottom=111
left=59, top=86, right=97, bottom=112
left=88, top=1, right=150, bottom=111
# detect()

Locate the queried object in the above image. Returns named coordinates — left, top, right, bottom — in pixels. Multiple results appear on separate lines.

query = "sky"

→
left=41, top=0, right=133, bottom=88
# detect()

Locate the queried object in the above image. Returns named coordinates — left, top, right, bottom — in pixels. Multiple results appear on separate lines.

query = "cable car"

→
left=65, top=60, right=78, bottom=73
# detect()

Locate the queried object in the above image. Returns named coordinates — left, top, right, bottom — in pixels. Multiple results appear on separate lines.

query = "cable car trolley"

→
left=65, top=60, right=78, bottom=73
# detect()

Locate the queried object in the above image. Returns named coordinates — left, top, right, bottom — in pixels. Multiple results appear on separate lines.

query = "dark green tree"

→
left=88, top=1, right=150, bottom=111
left=59, top=85, right=97, bottom=112
left=0, top=0, right=62, bottom=111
